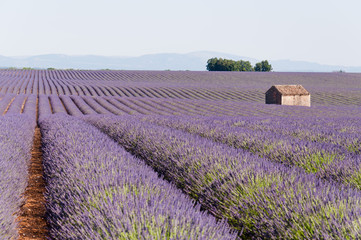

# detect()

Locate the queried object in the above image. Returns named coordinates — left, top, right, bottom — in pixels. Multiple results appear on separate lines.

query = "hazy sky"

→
left=0, top=0, right=360, bottom=66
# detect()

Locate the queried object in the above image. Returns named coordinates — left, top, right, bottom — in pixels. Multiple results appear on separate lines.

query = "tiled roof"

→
left=267, top=85, right=310, bottom=95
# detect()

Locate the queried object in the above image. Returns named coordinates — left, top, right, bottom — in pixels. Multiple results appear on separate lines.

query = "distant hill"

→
left=0, top=51, right=360, bottom=72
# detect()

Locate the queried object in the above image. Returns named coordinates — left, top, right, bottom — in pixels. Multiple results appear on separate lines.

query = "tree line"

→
left=206, top=58, right=272, bottom=72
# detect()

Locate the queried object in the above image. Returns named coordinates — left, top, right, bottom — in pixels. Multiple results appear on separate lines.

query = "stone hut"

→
left=265, top=85, right=310, bottom=107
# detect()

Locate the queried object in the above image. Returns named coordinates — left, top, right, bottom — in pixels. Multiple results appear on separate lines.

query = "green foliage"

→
left=254, top=60, right=272, bottom=72
left=300, top=152, right=338, bottom=173
left=206, top=57, right=272, bottom=72
left=237, top=60, right=254, bottom=71
left=206, top=58, right=236, bottom=71
left=206, top=58, right=254, bottom=71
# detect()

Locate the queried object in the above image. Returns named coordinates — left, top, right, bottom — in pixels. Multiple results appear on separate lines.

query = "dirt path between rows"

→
left=17, top=127, right=48, bottom=239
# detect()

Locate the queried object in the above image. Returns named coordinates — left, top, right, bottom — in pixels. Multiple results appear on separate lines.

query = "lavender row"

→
left=0, top=94, right=37, bottom=121
left=25, top=93, right=361, bottom=119
left=0, top=94, right=15, bottom=115
left=69, top=95, right=97, bottom=115
left=59, top=95, right=83, bottom=116
left=38, top=95, right=52, bottom=119
left=141, top=115, right=361, bottom=190
left=1, top=69, right=361, bottom=107
left=49, top=94, right=67, bottom=114
left=21, top=95, right=37, bottom=121
left=4, top=94, right=26, bottom=115
left=0, top=70, right=262, bottom=101
left=224, top=116, right=361, bottom=135
left=2, top=74, right=256, bottom=101
left=0, top=115, right=35, bottom=239
left=40, top=114, right=236, bottom=240
left=222, top=116, right=361, bottom=154
left=86, top=115, right=361, bottom=239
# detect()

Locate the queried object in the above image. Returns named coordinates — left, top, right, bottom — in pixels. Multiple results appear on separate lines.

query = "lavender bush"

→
left=140, top=115, right=361, bottom=190
left=0, top=69, right=361, bottom=239
left=70, top=95, right=98, bottom=115
left=49, top=94, right=67, bottom=114
left=4, top=94, right=26, bottom=115
left=82, top=96, right=112, bottom=114
left=0, top=94, right=15, bottom=114
left=40, top=113, right=236, bottom=240
left=86, top=114, right=361, bottom=239
left=59, top=95, right=83, bottom=116
left=22, top=94, right=37, bottom=122
left=221, top=116, right=361, bottom=154
left=38, top=94, right=52, bottom=119
left=0, top=115, right=35, bottom=239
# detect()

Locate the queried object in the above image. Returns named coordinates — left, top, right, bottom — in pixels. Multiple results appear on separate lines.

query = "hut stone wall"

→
left=282, top=95, right=310, bottom=107
left=265, top=90, right=281, bottom=104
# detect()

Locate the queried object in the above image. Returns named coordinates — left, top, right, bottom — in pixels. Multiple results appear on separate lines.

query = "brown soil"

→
left=17, top=127, right=48, bottom=240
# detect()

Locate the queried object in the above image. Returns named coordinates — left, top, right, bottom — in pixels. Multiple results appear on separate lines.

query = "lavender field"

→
left=1, top=69, right=361, bottom=239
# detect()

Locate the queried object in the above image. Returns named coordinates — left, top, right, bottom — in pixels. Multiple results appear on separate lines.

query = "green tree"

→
left=207, top=58, right=254, bottom=71
left=237, top=60, right=254, bottom=71
left=254, top=60, right=272, bottom=72
left=206, top=58, right=219, bottom=71
left=206, top=58, right=232, bottom=71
